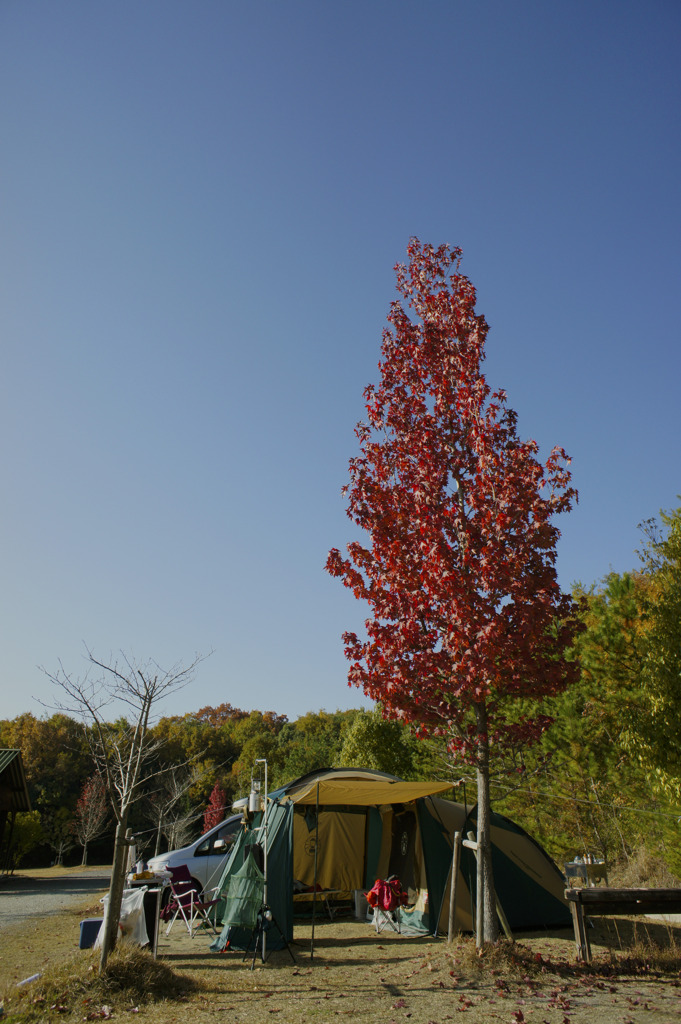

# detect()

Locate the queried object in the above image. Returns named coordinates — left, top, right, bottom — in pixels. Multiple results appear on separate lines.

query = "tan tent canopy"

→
left=282, top=778, right=452, bottom=806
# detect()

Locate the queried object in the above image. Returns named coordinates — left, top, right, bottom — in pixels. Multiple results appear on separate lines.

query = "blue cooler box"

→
left=79, top=918, right=102, bottom=949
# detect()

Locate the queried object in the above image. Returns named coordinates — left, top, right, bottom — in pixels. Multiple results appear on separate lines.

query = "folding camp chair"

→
left=366, top=877, right=408, bottom=934
left=161, top=864, right=219, bottom=938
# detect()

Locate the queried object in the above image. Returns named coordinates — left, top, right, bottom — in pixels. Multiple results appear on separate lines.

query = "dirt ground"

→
left=1, top=871, right=681, bottom=1023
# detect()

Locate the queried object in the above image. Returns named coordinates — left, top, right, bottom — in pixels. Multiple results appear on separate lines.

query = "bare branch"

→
left=40, top=647, right=210, bottom=970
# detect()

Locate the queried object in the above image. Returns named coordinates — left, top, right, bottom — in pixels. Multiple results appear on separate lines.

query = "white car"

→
left=146, top=814, right=242, bottom=895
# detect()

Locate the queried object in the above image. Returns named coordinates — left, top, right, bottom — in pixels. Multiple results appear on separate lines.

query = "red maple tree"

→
left=326, top=239, right=578, bottom=943
left=202, top=780, right=228, bottom=834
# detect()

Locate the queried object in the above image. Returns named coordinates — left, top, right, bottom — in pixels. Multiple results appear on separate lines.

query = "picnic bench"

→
left=565, top=886, right=681, bottom=961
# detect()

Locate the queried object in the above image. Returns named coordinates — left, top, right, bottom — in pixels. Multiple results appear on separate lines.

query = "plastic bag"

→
left=95, top=887, right=149, bottom=948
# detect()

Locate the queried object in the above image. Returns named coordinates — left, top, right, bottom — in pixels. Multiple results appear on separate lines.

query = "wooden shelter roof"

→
left=0, top=749, right=32, bottom=812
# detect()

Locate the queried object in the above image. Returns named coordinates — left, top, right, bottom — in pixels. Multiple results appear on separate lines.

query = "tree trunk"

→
left=154, top=815, right=163, bottom=858
left=475, top=702, right=498, bottom=946
left=99, top=814, right=130, bottom=971
left=81, top=843, right=88, bottom=867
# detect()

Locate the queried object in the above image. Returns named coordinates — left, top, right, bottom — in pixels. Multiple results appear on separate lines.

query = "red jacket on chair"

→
left=366, top=878, right=408, bottom=912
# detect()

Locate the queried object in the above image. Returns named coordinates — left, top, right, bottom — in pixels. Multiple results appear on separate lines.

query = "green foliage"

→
left=42, top=805, right=77, bottom=865
left=0, top=713, right=91, bottom=814
left=337, top=707, right=419, bottom=778
left=629, top=505, right=681, bottom=800
left=8, top=810, right=43, bottom=867
left=0, top=712, right=92, bottom=864
left=272, top=710, right=357, bottom=788
left=493, top=568, right=679, bottom=868
left=227, top=710, right=289, bottom=795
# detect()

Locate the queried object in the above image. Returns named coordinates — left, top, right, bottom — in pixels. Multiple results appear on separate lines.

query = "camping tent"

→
left=212, top=768, right=570, bottom=947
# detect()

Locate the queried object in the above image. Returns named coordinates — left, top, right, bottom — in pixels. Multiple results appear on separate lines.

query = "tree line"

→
left=2, top=503, right=680, bottom=880
left=0, top=701, right=417, bottom=870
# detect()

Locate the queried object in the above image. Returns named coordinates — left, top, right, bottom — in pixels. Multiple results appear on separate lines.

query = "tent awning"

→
left=280, top=778, right=452, bottom=806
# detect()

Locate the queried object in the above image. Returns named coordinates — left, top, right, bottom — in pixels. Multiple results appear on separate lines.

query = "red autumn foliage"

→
left=327, top=239, right=578, bottom=763
left=202, top=779, right=228, bottom=834
left=194, top=703, right=249, bottom=726
left=72, top=773, right=108, bottom=866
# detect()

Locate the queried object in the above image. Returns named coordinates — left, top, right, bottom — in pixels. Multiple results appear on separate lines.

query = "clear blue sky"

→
left=2, top=1, right=679, bottom=723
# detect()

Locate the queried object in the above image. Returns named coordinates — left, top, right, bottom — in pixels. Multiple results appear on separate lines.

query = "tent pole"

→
left=447, top=830, right=462, bottom=943
left=496, top=895, right=513, bottom=941
left=255, top=759, right=269, bottom=962
left=311, top=781, right=319, bottom=961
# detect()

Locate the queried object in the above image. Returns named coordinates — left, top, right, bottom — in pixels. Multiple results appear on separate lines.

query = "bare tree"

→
left=44, top=649, right=204, bottom=970
left=147, top=764, right=204, bottom=857
left=43, top=806, right=76, bottom=867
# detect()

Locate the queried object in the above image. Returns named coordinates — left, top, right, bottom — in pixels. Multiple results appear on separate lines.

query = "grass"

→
left=610, top=849, right=681, bottom=890
left=1, top=945, right=202, bottom=1022
left=2, top=876, right=681, bottom=1023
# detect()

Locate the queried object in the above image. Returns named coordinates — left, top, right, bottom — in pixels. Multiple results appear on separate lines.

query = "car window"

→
left=218, top=820, right=241, bottom=843
left=194, top=820, right=241, bottom=857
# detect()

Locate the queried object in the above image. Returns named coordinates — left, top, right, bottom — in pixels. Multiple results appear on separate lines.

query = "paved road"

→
left=0, top=871, right=111, bottom=930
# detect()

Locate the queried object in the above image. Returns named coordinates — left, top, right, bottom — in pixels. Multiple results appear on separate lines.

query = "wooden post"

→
left=310, top=782, right=319, bottom=961
left=495, top=897, right=513, bottom=941
left=463, top=831, right=480, bottom=943
left=447, top=831, right=462, bottom=943
left=476, top=828, right=484, bottom=948
left=569, top=898, right=591, bottom=961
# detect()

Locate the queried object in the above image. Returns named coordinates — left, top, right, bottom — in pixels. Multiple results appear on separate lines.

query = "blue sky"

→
left=2, top=1, right=679, bottom=724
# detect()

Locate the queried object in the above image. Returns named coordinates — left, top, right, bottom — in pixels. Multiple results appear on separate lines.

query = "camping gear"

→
left=161, top=865, right=220, bottom=937
left=216, top=848, right=265, bottom=940
left=366, top=877, right=408, bottom=932
left=79, top=918, right=102, bottom=949
left=212, top=768, right=571, bottom=950
left=246, top=904, right=296, bottom=968
left=212, top=844, right=296, bottom=967
left=95, top=887, right=149, bottom=949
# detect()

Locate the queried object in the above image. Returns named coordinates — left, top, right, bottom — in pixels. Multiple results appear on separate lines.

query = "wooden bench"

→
left=565, top=887, right=681, bottom=961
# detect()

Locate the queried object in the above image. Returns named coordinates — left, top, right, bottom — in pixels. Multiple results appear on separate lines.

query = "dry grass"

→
left=610, top=849, right=681, bottom=890
left=459, top=930, right=681, bottom=980
left=1, top=945, right=202, bottom=1022
left=2, top=882, right=681, bottom=1023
